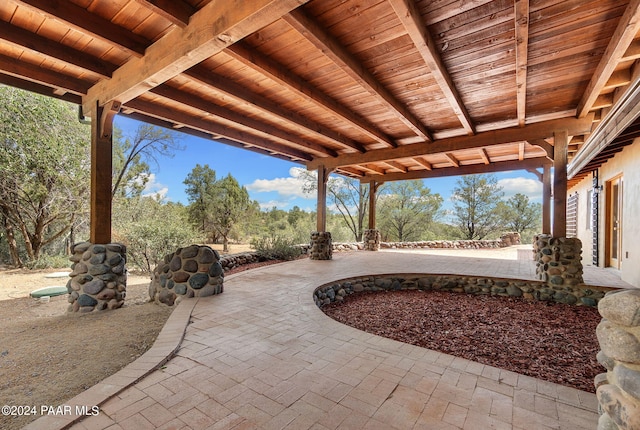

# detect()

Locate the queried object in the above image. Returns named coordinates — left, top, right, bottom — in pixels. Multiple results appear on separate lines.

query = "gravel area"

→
left=322, top=289, right=603, bottom=393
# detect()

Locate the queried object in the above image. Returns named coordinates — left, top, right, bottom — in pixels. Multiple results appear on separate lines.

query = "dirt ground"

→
left=0, top=268, right=172, bottom=430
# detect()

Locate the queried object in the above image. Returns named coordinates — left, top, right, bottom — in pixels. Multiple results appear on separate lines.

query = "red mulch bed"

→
left=322, top=290, right=603, bottom=393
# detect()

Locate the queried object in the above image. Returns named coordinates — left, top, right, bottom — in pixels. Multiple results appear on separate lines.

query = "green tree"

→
left=112, top=123, right=182, bottom=199
left=378, top=180, right=443, bottom=241
left=497, top=193, right=542, bottom=243
left=0, top=86, right=90, bottom=265
left=452, top=174, right=504, bottom=240
left=211, top=174, right=251, bottom=253
left=301, top=171, right=372, bottom=241
left=184, top=164, right=217, bottom=240
left=113, top=196, right=198, bottom=273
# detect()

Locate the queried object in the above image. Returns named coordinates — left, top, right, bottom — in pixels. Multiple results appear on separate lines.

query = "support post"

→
left=542, top=164, right=551, bottom=234
left=364, top=180, right=381, bottom=251
left=316, top=165, right=328, bottom=233
left=553, top=130, right=568, bottom=238
left=310, top=165, right=332, bottom=260
left=90, top=101, right=118, bottom=243
left=368, top=180, right=376, bottom=229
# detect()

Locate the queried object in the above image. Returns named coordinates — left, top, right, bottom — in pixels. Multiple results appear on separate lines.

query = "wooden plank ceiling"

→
left=2, top=0, right=640, bottom=182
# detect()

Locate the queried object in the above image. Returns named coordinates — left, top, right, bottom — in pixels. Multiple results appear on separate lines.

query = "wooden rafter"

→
left=134, top=0, right=196, bottom=28
left=514, top=0, right=529, bottom=127
left=388, top=0, right=474, bottom=135
left=528, top=139, right=554, bottom=159
left=150, top=85, right=338, bottom=158
left=83, top=0, right=309, bottom=113
left=413, top=157, right=432, bottom=170
left=14, top=0, right=149, bottom=56
left=444, top=153, right=460, bottom=167
left=125, top=98, right=314, bottom=161
left=0, top=21, right=116, bottom=78
left=285, top=8, right=433, bottom=142
left=307, top=115, right=594, bottom=170
left=0, top=53, right=91, bottom=95
left=518, top=142, right=525, bottom=160
left=225, top=42, right=397, bottom=148
left=360, top=157, right=551, bottom=183
left=383, top=161, right=409, bottom=173
left=185, top=67, right=365, bottom=153
left=576, top=0, right=640, bottom=117
left=358, top=164, right=386, bottom=175
left=479, top=148, right=491, bottom=165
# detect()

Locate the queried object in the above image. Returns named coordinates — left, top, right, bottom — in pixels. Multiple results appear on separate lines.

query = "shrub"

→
left=25, top=253, right=71, bottom=270
left=251, top=234, right=300, bottom=261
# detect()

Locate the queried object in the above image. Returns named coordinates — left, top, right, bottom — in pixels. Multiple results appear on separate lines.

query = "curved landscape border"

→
left=313, top=272, right=614, bottom=309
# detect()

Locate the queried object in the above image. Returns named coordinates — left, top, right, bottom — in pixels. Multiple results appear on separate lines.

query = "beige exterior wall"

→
left=569, top=138, right=640, bottom=288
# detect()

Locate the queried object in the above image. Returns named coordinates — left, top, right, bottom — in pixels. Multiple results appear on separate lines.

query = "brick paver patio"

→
left=26, top=248, right=631, bottom=430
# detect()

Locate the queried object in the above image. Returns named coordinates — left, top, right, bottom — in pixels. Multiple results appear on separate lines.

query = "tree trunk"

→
left=223, top=235, right=229, bottom=253
left=2, top=213, right=23, bottom=267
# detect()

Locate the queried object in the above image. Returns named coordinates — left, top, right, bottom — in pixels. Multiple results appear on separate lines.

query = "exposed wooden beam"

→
left=83, top=0, right=309, bottom=114
left=359, top=164, right=386, bottom=175
left=388, top=0, right=474, bottom=134
left=526, top=168, right=542, bottom=182
left=576, top=0, right=640, bottom=117
left=514, top=0, right=529, bottom=127
left=124, top=98, right=313, bottom=161
left=14, top=0, right=149, bottom=56
left=383, top=161, right=409, bottom=173
left=186, top=67, right=365, bottom=153
left=591, top=93, right=614, bottom=110
left=308, top=115, right=594, bottom=170
left=444, top=153, right=460, bottom=167
left=604, top=69, right=632, bottom=90
left=0, top=73, right=82, bottom=104
left=518, top=142, right=525, bottom=160
left=479, top=148, right=491, bottom=165
left=622, top=39, right=640, bottom=61
left=414, top=157, right=432, bottom=170
left=0, top=54, right=91, bottom=95
left=0, top=21, right=116, bottom=78
left=90, top=102, right=113, bottom=244
left=285, top=8, right=433, bottom=141
left=226, top=42, right=397, bottom=148
left=528, top=139, right=553, bottom=159
left=134, top=0, right=196, bottom=28
left=151, top=84, right=338, bottom=157
left=360, top=157, right=551, bottom=183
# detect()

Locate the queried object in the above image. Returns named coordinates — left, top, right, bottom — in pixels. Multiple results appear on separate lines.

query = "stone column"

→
left=310, top=231, right=332, bottom=260
left=595, top=289, right=640, bottom=430
left=533, top=234, right=583, bottom=286
left=363, top=229, right=381, bottom=251
left=67, top=242, right=126, bottom=312
left=149, top=245, right=224, bottom=306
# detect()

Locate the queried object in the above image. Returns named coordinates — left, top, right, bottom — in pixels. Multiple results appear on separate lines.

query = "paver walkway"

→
left=28, top=249, right=629, bottom=430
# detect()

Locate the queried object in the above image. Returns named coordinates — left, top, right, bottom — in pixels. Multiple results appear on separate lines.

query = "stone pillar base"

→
left=149, top=245, right=224, bottom=306
left=363, top=229, right=381, bottom=251
left=310, top=232, right=332, bottom=260
left=533, top=234, right=583, bottom=285
left=595, top=290, right=640, bottom=430
left=68, top=242, right=127, bottom=312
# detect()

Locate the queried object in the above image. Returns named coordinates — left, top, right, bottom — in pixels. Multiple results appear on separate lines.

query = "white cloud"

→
left=141, top=173, right=169, bottom=200
left=246, top=167, right=315, bottom=199
left=497, top=177, right=542, bottom=199
left=258, top=199, right=296, bottom=210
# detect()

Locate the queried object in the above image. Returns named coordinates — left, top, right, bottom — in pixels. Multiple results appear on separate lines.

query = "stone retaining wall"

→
left=313, top=273, right=612, bottom=309
left=594, top=289, right=640, bottom=430
left=67, top=242, right=127, bottom=312
left=149, top=245, right=224, bottom=306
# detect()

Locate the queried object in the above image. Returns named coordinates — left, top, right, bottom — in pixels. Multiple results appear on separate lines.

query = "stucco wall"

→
left=570, top=138, right=640, bottom=288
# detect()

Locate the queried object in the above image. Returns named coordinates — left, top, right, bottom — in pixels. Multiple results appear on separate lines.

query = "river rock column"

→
left=310, top=231, right=332, bottom=260
left=363, top=229, right=381, bottom=251
left=67, top=242, right=127, bottom=312
left=533, top=234, right=583, bottom=286
left=149, top=245, right=224, bottom=306
left=594, top=289, right=640, bottom=430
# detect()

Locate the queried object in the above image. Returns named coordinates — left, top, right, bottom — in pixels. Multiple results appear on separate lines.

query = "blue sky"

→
left=115, top=116, right=543, bottom=213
